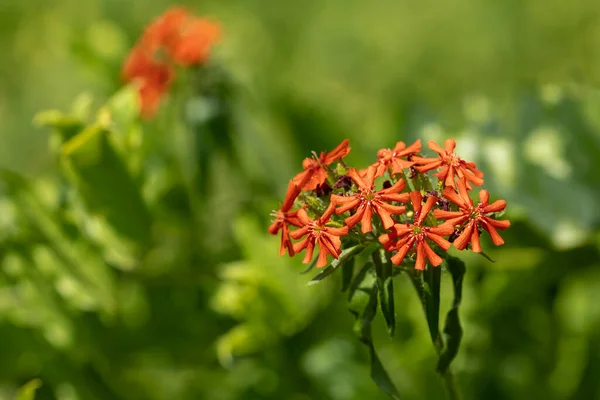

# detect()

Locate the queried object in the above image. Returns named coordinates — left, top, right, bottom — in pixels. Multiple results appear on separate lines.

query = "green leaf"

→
left=341, top=256, right=355, bottom=292
left=348, top=261, right=374, bottom=302
left=437, top=256, right=466, bottom=373
left=478, top=251, right=496, bottom=263
left=15, top=379, right=42, bottom=400
left=348, top=267, right=401, bottom=399
left=373, top=249, right=395, bottom=336
left=309, top=245, right=364, bottom=284
left=300, top=257, right=319, bottom=274
left=59, top=124, right=152, bottom=246
left=424, top=263, right=442, bottom=345
left=0, top=169, right=116, bottom=314
left=105, top=84, right=140, bottom=130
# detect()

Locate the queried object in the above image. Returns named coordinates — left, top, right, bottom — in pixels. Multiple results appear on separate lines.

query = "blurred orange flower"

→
left=122, top=7, right=221, bottom=118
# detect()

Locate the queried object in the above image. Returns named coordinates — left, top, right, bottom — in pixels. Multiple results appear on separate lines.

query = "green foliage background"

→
left=1, top=0, right=600, bottom=399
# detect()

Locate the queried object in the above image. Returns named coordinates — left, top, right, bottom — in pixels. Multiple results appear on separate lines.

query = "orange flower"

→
left=122, top=47, right=174, bottom=118
left=290, top=205, right=349, bottom=268
left=268, top=179, right=305, bottom=256
left=292, top=139, right=351, bottom=191
left=139, top=7, right=220, bottom=66
left=168, top=18, right=221, bottom=66
left=122, top=7, right=221, bottom=118
left=139, top=7, right=190, bottom=55
left=433, top=178, right=510, bottom=252
left=379, top=192, right=454, bottom=270
left=330, top=166, right=409, bottom=233
left=412, top=139, right=484, bottom=188
left=370, top=139, right=422, bottom=177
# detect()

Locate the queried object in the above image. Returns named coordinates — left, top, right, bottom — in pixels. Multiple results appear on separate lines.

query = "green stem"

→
left=406, top=270, right=461, bottom=400
left=441, top=370, right=460, bottom=400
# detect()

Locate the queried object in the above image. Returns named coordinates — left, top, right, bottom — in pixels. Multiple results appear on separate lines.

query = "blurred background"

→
left=1, top=0, right=600, bottom=399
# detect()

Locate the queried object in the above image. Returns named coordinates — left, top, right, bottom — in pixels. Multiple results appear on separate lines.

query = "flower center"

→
left=445, top=153, right=462, bottom=167
left=377, top=149, right=394, bottom=162
left=470, top=209, right=482, bottom=220
left=308, top=221, right=323, bottom=237
left=363, top=191, right=375, bottom=202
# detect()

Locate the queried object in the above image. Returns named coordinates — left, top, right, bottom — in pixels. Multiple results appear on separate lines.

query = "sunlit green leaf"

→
left=15, top=379, right=41, bottom=400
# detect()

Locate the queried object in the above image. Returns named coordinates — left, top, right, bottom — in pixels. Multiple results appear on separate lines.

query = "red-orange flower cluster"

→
left=122, top=7, right=221, bottom=118
left=269, top=137, right=510, bottom=270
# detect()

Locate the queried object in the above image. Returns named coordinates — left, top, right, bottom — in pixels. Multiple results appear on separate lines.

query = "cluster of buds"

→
left=121, top=7, right=221, bottom=118
left=269, top=138, right=510, bottom=269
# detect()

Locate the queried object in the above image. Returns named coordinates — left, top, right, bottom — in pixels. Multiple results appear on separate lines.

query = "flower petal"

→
left=427, top=231, right=452, bottom=251
left=268, top=219, right=283, bottom=235
left=444, top=166, right=456, bottom=187
left=444, top=138, right=456, bottom=153
left=380, top=178, right=406, bottom=195
left=380, top=192, right=410, bottom=203
left=409, top=191, right=423, bottom=215
left=482, top=200, right=506, bottom=213
left=429, top=222, right=455, bottom=237
left=376, top=202, right=406, bottom=215
left=374, top=205, right=396, bottom=229
left=428, top=140, right=446, bottom=156
left=433, top=210, right=464, bottom=220
left=391, top=242, right=412, bottom=266
left=292, top=169, right=313, bottom=189
left=397, top=139, right=422, bottom=156
left=415, top=242, right=426, bottom=270
left=413, top=159, right=443, bottom=173
left=303, top=168, right=328, bottom=191
left=326, top=225, right=350, bottom=236
left=470, top=227, right=482, bottom=252
left=482, top=221, right=505, bottom=246
left=423, top=240, right=443, bottom=266
left=442, top=187, right=467, bottom=209
left=417, top=195, right=438, bottom=224
left=316, top=246, right=329, bottom=267
left=453, top=222, right=474, bottom=250
left=332, top=195, right=361, bottom=214
left=290, top=225, right=309, bottom=240
left=280, top=225, right=295, bottom=256
left=324, top=139, right=351, bottom=164
left=484, top=218, right=511, bottom=230
left=360, top=204, right=374, bottom=233
left=344, top=203, right=366, bottom=229
left=348, top=168, right=367, bottom=190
